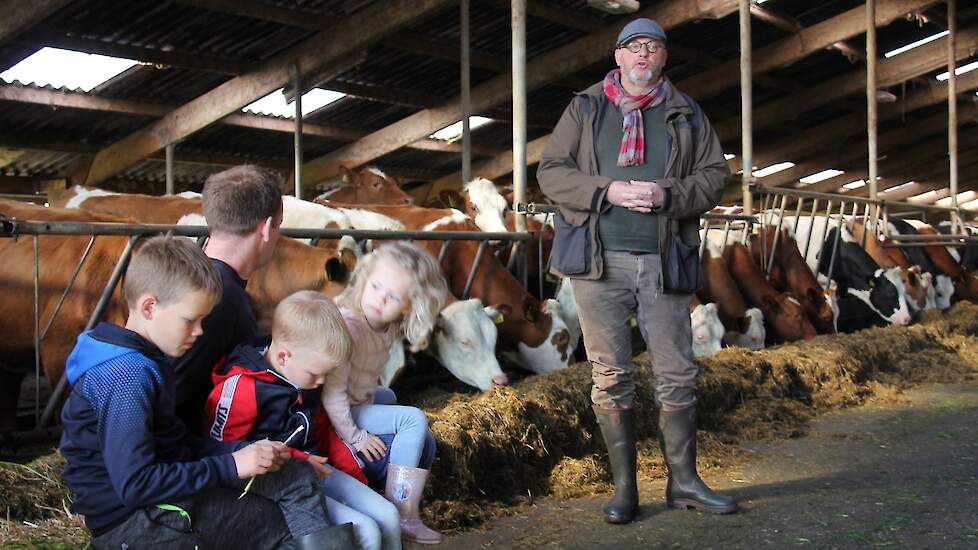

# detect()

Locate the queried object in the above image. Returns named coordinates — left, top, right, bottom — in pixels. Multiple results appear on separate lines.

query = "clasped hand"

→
left=605, top=180, right=664, bottom=213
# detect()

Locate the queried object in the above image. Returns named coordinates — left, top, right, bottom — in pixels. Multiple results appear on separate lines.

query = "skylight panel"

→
left=907, top=190, right=942, bottom=203
left=884, top=31, right=949, bottom=58
left=842, top=180, right=866, bottom=190
left=723, top=153, right=736, bottom=160
left=959, top=197, right=978, bottom=210
left=0, top=47, right=139, bottom=92
left=243, top=88, right=346, bottom=118
left=799, top=169, right=843, bottom=184
left=753, top=161, right=795, bottom=178
left=429, top=116, right=494, bottom=142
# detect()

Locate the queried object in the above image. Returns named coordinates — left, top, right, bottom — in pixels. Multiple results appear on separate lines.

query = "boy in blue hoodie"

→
left=60, top=236, right=350, bottom=550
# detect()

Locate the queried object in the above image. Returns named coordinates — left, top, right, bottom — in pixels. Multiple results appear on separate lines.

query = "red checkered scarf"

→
left=603, top=69, right=668, bottom=167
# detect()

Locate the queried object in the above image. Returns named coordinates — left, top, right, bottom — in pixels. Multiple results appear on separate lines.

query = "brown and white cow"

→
left=750, top=226, right=836, bottom=333
left=0, top=200, right=132, bottom=431
left=689, top=295, right=725, bottom=358
left=699, top=236, right=766, bottom=349
left=63, top=187, right=510, bottom=389
left=723, top=241, right=818, bottom=342
left=905, top=219, right=978, bottom=303
left=321, top=202, right=573, bottom=374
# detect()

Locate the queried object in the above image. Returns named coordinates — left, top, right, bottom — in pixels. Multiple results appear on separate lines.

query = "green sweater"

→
left=595, top=100, right=667, bottom=253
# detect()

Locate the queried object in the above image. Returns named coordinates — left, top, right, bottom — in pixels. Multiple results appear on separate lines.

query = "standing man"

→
left=174, top=164, right=284, bottom=431
left=538, top=18, right=736, bottom=523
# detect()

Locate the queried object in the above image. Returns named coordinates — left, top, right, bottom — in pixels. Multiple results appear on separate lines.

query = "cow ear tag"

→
left=493, top=311, right=505, bottom=324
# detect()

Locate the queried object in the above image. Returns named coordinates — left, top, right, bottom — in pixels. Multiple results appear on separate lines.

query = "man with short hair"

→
left=538, top=18, right=736, bottom=523
left=174, top=164, right=285, bottom=430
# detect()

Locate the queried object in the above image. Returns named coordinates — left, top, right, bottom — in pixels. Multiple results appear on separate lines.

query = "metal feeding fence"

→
left=0, top=216, right=532, bottom=444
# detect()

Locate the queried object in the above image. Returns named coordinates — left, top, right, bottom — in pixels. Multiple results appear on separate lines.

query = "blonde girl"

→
left=323, top=241, right=448, bottom=545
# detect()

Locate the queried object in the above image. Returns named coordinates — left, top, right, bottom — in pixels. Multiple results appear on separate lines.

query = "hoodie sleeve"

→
left=205, top=373, right=259, bottom=444
left=85, top=357, right=239, bottom=509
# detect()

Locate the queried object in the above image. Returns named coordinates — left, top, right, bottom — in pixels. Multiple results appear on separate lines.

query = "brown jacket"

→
left=537, top=79, right=730, bottom=281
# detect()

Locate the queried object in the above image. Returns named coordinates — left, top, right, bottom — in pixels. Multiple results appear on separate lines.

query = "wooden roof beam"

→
left=714, top=23, right=978, bottom=141
left=73, top=0, right=456, bottom=186
left=0, top=0, right=74, bottom=46
left=299, top=0, right=742, bottom=187
left=729, top=69, right=978, bottom=173
left=0, top=82, right=500, bottom=154
left=682, top=0, right=939, bottom=101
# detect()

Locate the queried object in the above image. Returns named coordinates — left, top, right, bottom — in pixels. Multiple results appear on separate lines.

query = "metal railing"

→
left=1, top=217, right=533, bottom=434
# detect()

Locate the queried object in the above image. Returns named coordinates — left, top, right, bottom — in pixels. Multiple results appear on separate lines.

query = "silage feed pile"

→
left=3, top=303, right=978, bottom=543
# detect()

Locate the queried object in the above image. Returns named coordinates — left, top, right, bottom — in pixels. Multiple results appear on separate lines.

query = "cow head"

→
left=430, top=299, right=508, bottom=390
left=505, top=299, right=573, bottom=374
left=722, top=308, right=766, bottom=350
left=901, top=265, right=929, bottom=313
left=805, top=285, right=836, bottom=334
left=761, top=293, right=818, bottom=341
left=329, top=166, right=413, bottom=205
left=462, top=178, right=509, bottom=233
left=690, top=302, right=724, bottom=358
left=952, top=271, right=978, bottom=303
left=855, top=267, right=913, bottom=326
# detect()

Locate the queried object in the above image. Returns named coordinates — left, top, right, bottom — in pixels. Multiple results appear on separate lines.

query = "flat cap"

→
left=616, top=18, right=667, bottom=46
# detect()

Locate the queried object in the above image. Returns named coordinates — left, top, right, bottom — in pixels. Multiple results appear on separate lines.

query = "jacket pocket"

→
left=663, top=235, right=700, bottom=294
left=552, top=212, right=592, bottom=276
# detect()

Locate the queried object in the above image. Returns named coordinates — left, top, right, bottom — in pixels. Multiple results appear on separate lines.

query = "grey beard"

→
left=627, top=66, right=654, bottom=87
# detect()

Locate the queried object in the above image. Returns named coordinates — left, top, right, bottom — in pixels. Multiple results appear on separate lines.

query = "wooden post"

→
left=512, top=0, right=527, bottom=233
left=461, top=0, right=472, bottom=185
left=740, top=0, right=753, bottom=215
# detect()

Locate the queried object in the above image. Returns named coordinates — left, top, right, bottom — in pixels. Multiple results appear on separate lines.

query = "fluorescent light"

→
left=724, top=153, right=736, bottom=160
left=842, top=180, right=866, bottom=190
left=800, top=169, right=843, bottom=184
left=243, top=88, right=345, bottom=118
left=429, top=116, right=493, bottom=141
left=883, top=181, right=917, bottom=193
left=936, top=60, right=978, bottom=81
left=1, top=47, right=139, bottom=92
left=884, top=31, right=948, bottom=58
left=936, top=190, right=978, bottom=207
left=753, top=161, right=795, bottom=178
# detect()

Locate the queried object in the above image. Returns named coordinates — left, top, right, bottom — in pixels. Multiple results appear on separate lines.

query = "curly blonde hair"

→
left=336, top=241, right=448, bottom=352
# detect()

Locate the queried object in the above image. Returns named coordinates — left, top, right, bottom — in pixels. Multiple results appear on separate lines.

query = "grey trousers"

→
left=92, top=459, right=328, bottom=550
left=572, top=251, right=698, bottom=410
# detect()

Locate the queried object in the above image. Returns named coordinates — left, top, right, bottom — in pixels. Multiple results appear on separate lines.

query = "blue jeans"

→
left=321, top=469, right=401, bottom=550
left=359, top=388, right=436, bottom=491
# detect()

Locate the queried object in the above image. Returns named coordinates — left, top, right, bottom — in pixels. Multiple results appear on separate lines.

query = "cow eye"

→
left=472, top=205, right=480, bottom=214
left=460, top=338, right=473, bottom=348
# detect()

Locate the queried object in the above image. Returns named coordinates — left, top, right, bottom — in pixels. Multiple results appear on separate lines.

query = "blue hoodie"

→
left=60, top=322, right=242, bottom=536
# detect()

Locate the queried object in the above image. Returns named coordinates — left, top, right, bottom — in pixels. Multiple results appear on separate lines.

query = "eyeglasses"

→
left=619, top=40, right=664, bottom=54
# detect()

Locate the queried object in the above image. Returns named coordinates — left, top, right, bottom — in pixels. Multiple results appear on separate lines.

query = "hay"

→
left=5, top=303, right=978, bottom=540
left=418, top=302, right=978, bottom=528
left=0, top=454, right=69, bottom=522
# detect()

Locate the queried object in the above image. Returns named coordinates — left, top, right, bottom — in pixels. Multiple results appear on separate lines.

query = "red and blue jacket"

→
left=205, top=343, right=367, bottom=484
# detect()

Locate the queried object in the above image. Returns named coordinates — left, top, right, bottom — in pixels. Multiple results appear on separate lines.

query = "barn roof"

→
left=0, top=0, right=976, bottom=209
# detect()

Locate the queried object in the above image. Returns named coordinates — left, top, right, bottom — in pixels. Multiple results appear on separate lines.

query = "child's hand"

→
left=232, top=440, right=292, bottom=479
left=355, top=433, right=388, bottom=462
left=307, top=455, right=334, bottom=477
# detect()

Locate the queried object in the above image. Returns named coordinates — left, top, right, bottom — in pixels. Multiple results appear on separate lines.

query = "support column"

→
left=949, top=0, right=960, bottom=226
left=461, top=0, right=473, bottom=185
left=512, top=0, right=527, bottom=232
left=740, top=0, right=753, bottom=215
left=291, top=63, right=304, bottom=198
left=164, top=143, right=175, bottom=195
left=867, top=0, right=879, bottom=201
